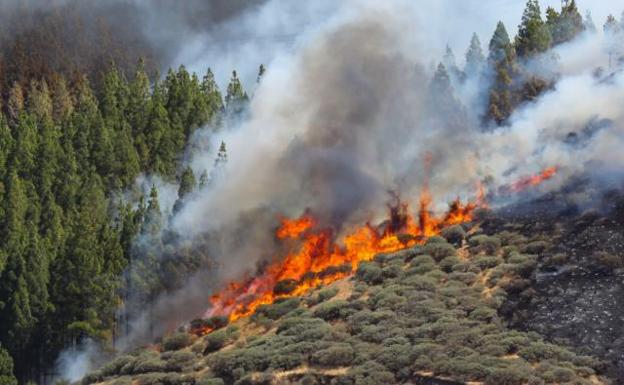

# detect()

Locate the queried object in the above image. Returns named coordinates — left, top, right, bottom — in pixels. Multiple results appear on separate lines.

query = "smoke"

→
left=54, top=339, right=100, bottom=383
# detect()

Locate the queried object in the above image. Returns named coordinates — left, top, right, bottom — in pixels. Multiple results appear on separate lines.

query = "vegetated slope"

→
left=82, top=220, right=608, bottom=385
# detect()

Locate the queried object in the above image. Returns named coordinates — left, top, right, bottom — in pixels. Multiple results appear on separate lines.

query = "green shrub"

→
left=161, top=351, right=195, bottom=371
left=469, top=306, right=497, bottom=322
left=356, top=262, right=383, bottom=285
left=196, top=378, right=225, bottom=385
left=317, top=287, right=339, bottom=302
left=162, top=332, right=193, bottom=351
left=347, top=361, right=395, bottom=385
left=253, top=297, right=301, bottom=320
left=521, top=240, right=548, bottom=254
left=99, top=354, right=134, bottom=376
left=441, top=225, right=466, bottom=246
left=423, top=242, right=456, bottom=262
left=382, top=264, right=401, bottom=279
left=485, top=367, right=530, bottom=385
left=204, top=329, right=228, bottom=354
left=313, top=300, right=350, bottom=321
left=269, top=352, right=304, bottom=370
left=472, top=256, right=499, bottom=270
left=311, top=343, right=355, bottom=366
left=468, top=235, right=501, bottom=255
left=519, top=342, right=574, bottom=363
left=448, top=271, right=477, bottom=285
left=439, top=256, right=461, bottom=273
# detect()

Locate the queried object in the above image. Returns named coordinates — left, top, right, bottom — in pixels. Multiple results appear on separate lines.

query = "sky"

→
left=176, top=0, right=620, bottom=89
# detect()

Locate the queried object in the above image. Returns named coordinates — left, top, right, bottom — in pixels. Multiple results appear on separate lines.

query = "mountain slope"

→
left=82, top=221, right=609, bottom=385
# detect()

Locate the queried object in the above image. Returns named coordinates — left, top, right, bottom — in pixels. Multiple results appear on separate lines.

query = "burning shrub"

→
left=162, top=332, right=194, bottom=352
left=468, top=235, right=501, bottom=255
left=190, top=316, right=229, bottom=335
left=311, top=343, right=355, bottom=366
left=441, top=225, right=466, bottom=246
left=423, top=241, right=456, bottom=262
left=273, top=279, right=298, bottom=295
left=356, top=262, right=383, bottom=285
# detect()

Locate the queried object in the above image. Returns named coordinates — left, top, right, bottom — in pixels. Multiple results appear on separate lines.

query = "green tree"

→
left=515, top=0, right=552, bottom=58
left=487, top=22, right=518, bottom=124
left=0, top=346, right=16, bottom=385
left=546, top=0, right=584, bottom=45
left=584, top=10, right=596, bottom=33
left=173, top=167, right=196, bottom=213
left=225, top=70, right=248, bottom=116
left=465, top=33, right=485, bottom=76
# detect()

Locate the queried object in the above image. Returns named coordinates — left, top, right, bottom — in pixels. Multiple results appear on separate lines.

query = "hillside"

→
left=81, top=213, right=613, bottom=385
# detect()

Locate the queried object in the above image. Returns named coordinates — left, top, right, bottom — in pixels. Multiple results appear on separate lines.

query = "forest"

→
left=0, top=0, right=623, bottom=384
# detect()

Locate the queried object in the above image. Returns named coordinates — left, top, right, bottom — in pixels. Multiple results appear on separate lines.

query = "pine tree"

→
left=201, top=68, right=224, bottom=117
left=173, top=167, right=196, bottom=213
left=143, top=185, right=163, bottom=237
left=465, top=33, right=485, bottom=76
left=51, top=76, right=74, bottom=122
left=487, top=22, right=517, bottom=125
left=6, top=82, right=24, bottom=124
left=225, top=70, right=248, bottom=116
left=209, top=141, right=228, bottom=184
left=584, top=10, right=596, bottom=33
left=0, top=345, right=16, bottom=385
left=546, top=0, right=584, bottom=45
left=27, top=79, right=53, bottom=122
left=199, top=169, right=209, bottom=190
left=515, top=0, right=552, bottom=58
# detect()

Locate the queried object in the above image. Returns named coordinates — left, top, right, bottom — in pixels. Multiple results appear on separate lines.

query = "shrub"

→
left=311, top=343, right=355, bottom=366
left=273, top=279, right=299, bottom=295
left=99, top=355, right=134, bottom=376
left=253, top=297, right=301, bottom=320
left=448, top=271, right=477, bottom=285
left=132, top=356, right=168, bottom=374
left=593, top=251, right=623, bottom=271
left=161, top=351, right=195, bottom=371
left=441, top=225, right=466, bottom=246
left=438, top=256, right=461, bottom=273
left=423, top=242, right=456, bottom=262
left=382, top=264, right=401, bottom=279
left=521, top=240, right=548, bottom=254
left=196, top=378, right=225, bottom=385
left=468, top=235, right=501, bottom=255
left=347, top=361, right=395, bottom=385
left=356, top=262, right=383, bottom=285
left=162, top=332, right=193, bottom=351
left=269, top=352, right=304, bottom=370
left=519, top=342, right=574, bottom=363
left=472, top=256, right=499, bottom=270
left=317, top=287, right=339, bottom=302
left=313, top=300, right=350, bottom=321
left=469, top=306, right=497, bottom=322
left=204, top=329, right=228, bottom=354
left=485, top=368, right=529, bottom=385
left=190, top=316, right=229, bottom=333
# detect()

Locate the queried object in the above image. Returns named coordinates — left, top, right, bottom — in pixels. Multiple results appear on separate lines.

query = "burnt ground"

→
left=484, top=187, right=624, bottom=382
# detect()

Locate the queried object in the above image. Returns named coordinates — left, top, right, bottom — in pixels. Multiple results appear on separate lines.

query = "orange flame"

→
left=201, top=190, right=480, bottom=326
left=506, top=166, right=558, bottom=193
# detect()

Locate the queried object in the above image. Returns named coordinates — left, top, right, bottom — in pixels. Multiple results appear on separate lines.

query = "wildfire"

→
left=190, top=166, right=558, bottom=336
left=198, top=190, right=478, bottom=331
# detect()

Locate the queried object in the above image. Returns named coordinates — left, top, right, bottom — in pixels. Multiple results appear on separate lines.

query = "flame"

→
left=201, top=190, right=480, bottom=327
left=505, top=167, right=558, bottom=193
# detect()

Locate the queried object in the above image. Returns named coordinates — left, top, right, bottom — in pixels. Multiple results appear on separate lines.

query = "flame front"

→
left=194, top=167, right=557, bottom=333
left=200, top=192, right=479, bottom=328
